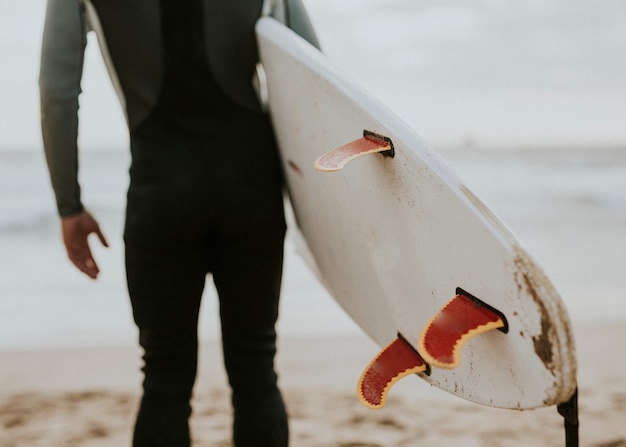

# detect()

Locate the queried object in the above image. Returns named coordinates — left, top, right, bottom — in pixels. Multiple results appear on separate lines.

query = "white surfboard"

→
left=256, top=16, right=577, bottom=411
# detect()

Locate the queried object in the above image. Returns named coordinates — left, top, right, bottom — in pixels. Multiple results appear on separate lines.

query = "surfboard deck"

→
left=256, top=16, right=577, bottom=410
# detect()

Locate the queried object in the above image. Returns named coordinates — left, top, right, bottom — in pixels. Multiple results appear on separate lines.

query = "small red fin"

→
left=358, top=336, right=427, bottom=409
left=419, top=293, right=506, bottom=369
left=314, top=131, right=393, bottom=172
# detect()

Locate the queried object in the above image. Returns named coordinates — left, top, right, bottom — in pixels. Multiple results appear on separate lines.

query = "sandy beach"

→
left=1, top=322, right=624, bottom=447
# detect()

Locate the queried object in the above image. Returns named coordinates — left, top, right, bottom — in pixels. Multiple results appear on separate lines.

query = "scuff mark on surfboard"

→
left=287, top=159, right=303, bottom=176
left=533, top=313, right=556, bottom=374
left=513, top=247, right=564, bottom=379
left=510, top=248, right=577, bottom=406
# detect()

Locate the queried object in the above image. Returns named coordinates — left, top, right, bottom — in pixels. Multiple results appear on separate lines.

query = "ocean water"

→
left=1, top=0, right=625, bottom=350
left=2, top=148, right=625, bottom=350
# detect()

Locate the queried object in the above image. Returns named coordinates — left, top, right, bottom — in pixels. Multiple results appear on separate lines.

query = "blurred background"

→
left=1, top=0, right=625, bottom=351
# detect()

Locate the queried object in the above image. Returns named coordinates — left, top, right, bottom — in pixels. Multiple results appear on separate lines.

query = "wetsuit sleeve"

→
left=286, top=0, right=320, bottom=50
left=39, top=0, right=89, bottom=217
left=266, top=0, right=320, bottom=49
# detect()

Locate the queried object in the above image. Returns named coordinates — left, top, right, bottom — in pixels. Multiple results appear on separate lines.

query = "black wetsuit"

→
left=126, top=1, right=287, bottom=445
left=39, top=0, right=319, bottom=445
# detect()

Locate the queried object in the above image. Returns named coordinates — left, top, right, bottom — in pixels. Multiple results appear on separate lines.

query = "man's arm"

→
left=40, top=0, right=87, bottom=217
left=265, top=0, right=321, bottom=49
left=40, top=0, right=108, bottom=278
left=286, top=0, right=320, bottom=50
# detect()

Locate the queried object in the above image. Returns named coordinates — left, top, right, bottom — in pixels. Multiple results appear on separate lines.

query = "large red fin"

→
left=419, top=291, right=506, bottom=369
left=358, top=336, right=427, bottom=409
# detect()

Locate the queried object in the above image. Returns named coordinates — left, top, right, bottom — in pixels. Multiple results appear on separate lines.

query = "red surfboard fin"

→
left=419, top=289, right=507, bottom=369
left=357, top=335, right=427, bottom=409
left=314, top=130, right=394, bottom=172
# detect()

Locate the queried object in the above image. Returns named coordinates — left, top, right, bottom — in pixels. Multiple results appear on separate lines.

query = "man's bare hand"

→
left=61, top=211, right=109, bottom=279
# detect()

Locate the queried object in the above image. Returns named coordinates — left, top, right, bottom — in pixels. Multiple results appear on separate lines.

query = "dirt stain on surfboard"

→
left=513, top=246, right=577, bottom=406
left=513, top=250, right=558, bottom=374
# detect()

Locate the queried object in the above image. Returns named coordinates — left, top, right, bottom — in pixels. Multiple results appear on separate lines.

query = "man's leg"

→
left=212, top=213, right=288, bottom=447
left=126, top=240, right=207, bottom=447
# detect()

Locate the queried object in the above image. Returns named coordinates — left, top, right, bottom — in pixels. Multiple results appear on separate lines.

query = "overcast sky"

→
left=2, top=0, right=625, bottom=151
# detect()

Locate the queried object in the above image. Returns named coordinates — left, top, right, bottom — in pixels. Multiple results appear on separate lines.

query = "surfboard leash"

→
left=557, top=387, right=579, bottom=447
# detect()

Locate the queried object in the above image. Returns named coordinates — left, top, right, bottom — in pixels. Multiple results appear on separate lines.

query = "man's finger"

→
left=73, top=256, right=99, bottom=279
left=67, top=240, right=100, bottom=279
left=95, top=226, right=109, bottom=248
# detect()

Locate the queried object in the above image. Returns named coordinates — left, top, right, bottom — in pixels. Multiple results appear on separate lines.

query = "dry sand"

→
left=1, top=323, right=625, bottom=447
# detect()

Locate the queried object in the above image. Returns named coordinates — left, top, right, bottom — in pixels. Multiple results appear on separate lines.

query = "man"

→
left=39, top=0, right=319, bottom=445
